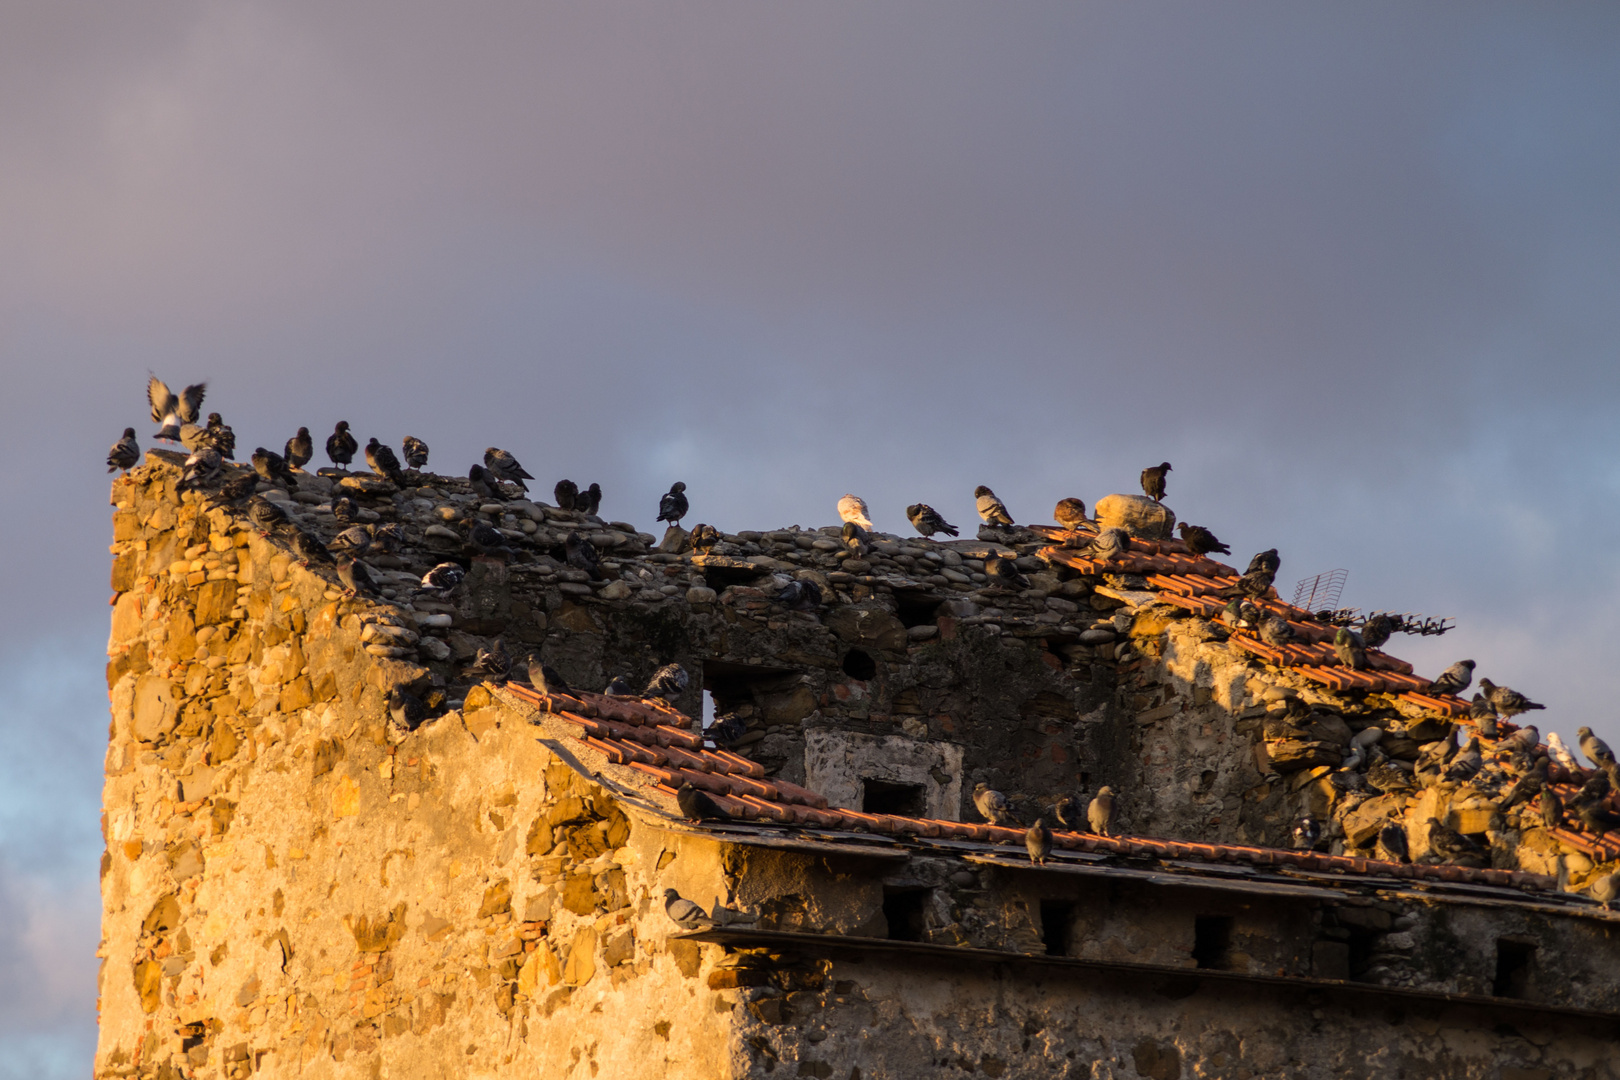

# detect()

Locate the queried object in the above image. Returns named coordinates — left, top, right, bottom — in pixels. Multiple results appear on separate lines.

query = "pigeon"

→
left=1219, top=598, right=1249, bottom=629
left=215, top=472, right=257, bottom=503
left=973, top=485, right=1014, bottom=526
left=1479, top=678, right=1544, bottom=718
left=385, top=686, right=427, bottom=739
left=1376, top=824, right=1409, bottom=863
left=1426, top=818, right=1485, bottom=866
left=283, top=427, right=313, bottom=470
left=1578, top=727, right=1616, bottom=769
left=690, top=524, right=720, bottom=551
left=108, top=429, right=140, bottom=474
left=838, top=493, right=875, bottom=530
left=328, top=525, right=372, bottom=558
left=336, top=558, right=375, bottom=598
left=985, top=557, right=1031, bottom=591
left=1079, top=527, right=1130, bottom=562
left=147, top=376, right=206, bottom=442
left=581, top=483, right=602, bottom=517
left=675, top=782, right=729, bottom=823
left=1334, top=627, right=1367, bottom=670
left=554, top=479, right=579, bottom=511
left=972, top=783, right=1016, bottom=827
left=1541, top=788, right=1563, bottom=829
left=658, top=482, right=689, bottom=525
left=370, top=522, right=404, bottom=555
left=644, top=663, right=689, bottom=700
left=1053, top=498, right=1089, bottom=530
left=178, top=447, right=222, bottom=492
left=1589, top=870, right=1620, bottom=909
left=246, top=496, right=288, bottom=536
left=603, top=675, right=637, bottom=697
left=1176, top=523, right=1230, bottom=556
left=289, top=529, right=332, bottom=567
left=564, top=531, right=603, bottom=580
left=527, top=656, right=571, bottom=696
left=419, top=562, right=466, bottom=593
left=468, top=637, right=511, bottom=681
left=468, top=464, right=510, bottom=502
left=1292, top=815, right=1321, bottom=851
left=1245, top=549, right=1281, bottom=576
left=1359, top=614, right=1394, bottom=650
left=365, top=438, right=404, bottom=485
left=1140, top=462, right=1171, bottom=502
left=326, top=421, right=358, bottom=467
left=198, top=413, right=235, bottom=459
left=331, top=496, right=356, bottom=525
left=1025, top=816, right=1053, bottom=865
left=1087, top=787, right=1116, bottom=836
left=484, top=448, right=532, bottom=492
left=709, top=716, right=748, bottom=745
left=775, top=579, right=822, bottom=611
left=663, top=888, right=714, bottom=930
left=1546, top=732, right=1581, bottom=773
left=466, top=521, right=509, bottom=556
left=1428, top=660, right=1475, bottom=697
left=1498, top=724, right=1540, bottom=755
left=1443, top=737, right=1483, bottom=782
left=1215, top=568, right=1275, bottom=601
left=841, top=521, right=870, bottom=557
left=1258, top=615, right=1295, bottom=648
left=401, top=436, right=429, bottom=470
left=251, top=447, right=298, bottom=490
left=1574, top=797, right=1620, bottom=834
left=1499, top=759, right=1547, bottom=811
left=1052, top=796, right=1079, bottom=830
left=906, top=503, right=958, bottom=538
left=1468, top=693, right=1500, bottom=739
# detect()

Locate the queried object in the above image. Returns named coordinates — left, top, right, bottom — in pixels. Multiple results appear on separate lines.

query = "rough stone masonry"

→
left=96, top=456, right=1620, bottom=1078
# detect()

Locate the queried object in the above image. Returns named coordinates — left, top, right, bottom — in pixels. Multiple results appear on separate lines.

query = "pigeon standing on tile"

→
left=147, top=376, right=206, bottom=443
left=1216, top=567, right=1275, bottom=601
left=1176, top=523, right=1231, bottom=556
left=251, top=447, right=298, bottom=490
left=1079, top=527, right=1130, bottom=562
left=906, top=503, right=958, bottom=538
left=1499, top=758, right=1548, bottom=811
left=1468, top=694, right=1500, bottom=740
left=565, top=530, right=604, bottom=580
left=1577, top=727, right=1616, bottom=769
left=985, top=557, right=1031, bottom=591
left=1025, top=816, right=1053, bottom=865
left=329, top=526, right=372, bottom=558
left=1334, top=627, right=1367, bottom=670
left=336, top=557, right=376, bottom=598
left=108, top=429, right=140, bottom=473
left=1258, top=615, right=1295, bottom=648
left=284, top=427, right=313, bottom=470
left=663, top=888, right=714, bottom=930
left=1086, top=787, right=1116, bottom=836
left=658, top=482, right=689, bottom=526
left=484, top=448, right=532, bottom=492
left=1291, top=814, right=1321, bottom=851
left=527, top=656, right=572, bottom=696
left=1376, top=824, right=1409, bottom=863
left=1053, top=498, right=1089, bottom=530
left=366, top=438, right=405, bottom=485
left=419, top=562, right=466, bottom=594
left=1245, top=549, right=1281, bottom=577
left=179, top=447, right=222, bottom=491
left=1540, top=788, right=1563, bottom=829
left=401, top=436, right=429, bottom=470
left=326, top=421, right=358, bottom=467
left=676, top=783, right=730, bottom=823
left=246, top=496, right=288, bottom=536
left=468, top=637, right=512, bottom=682
left=839, top=493, right=876, bottom=530
left=974, top=486, right=1014, bottom=526
left=603, top=675, right=637, bottom=697
left=1545, top=732, right=1580, bottom=773
left=644, top=663, right=689, bottom=700
left=1497, top=724, right=1541, bottom=755
left=290, top=529, right=332, bottom=568
left=1427, top=660, right=1475, bottom=697
left=554, top=479, right=579, bottom=511
left=1359, top=614, right=1394, bottom=650
left=841, top=521, right=870, bottom=557
left=973, top=783, right=1017, bottom=827
left=581, top=483, right=602, bottom=517
left=1140, top=462, right=1171, bottom=502
left=1573, top=796, right=1620, bottom=834
left=1479, top=678, right=1544, bottom=718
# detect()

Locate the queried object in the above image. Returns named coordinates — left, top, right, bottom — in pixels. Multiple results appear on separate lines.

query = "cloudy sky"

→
left=4, top=3, right=1620, bottom=1070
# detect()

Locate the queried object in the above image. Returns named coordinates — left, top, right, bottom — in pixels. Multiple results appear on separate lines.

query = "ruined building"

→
left=97, top=455, right=1620, bottom=1078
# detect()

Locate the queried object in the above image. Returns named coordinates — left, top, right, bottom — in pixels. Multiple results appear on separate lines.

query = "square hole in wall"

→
left=862, top=779, right=926, bottom=816
left=1193, top=915, right=1233, bottom=970
left=882, top=888, right=931, bottom=942
left=1493, top=939, right=1535, bottom=998
left=1040, top=901, right=1076, bottom=957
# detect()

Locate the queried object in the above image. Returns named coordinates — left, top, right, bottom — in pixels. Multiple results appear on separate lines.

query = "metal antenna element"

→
left=1292, top=569, right=1347, bottom=615
left=1313, top=608, right=1455, bottom=637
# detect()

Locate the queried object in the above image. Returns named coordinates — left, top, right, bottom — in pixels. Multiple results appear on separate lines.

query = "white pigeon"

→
left=837, top=493, right=874, bottom=531
left=147, top=375, right=207, bottom=443
left=1546, top=732, right=1581, bottom=773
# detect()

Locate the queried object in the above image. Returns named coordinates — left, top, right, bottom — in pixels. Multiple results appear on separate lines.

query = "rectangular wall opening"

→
left=881, top=888, right=930, bottom=943
left=1040, top=901, right=1076, bottom=957
left=894, top=590, right=943, bottom=629
left=862, top=779, right=926, bottom=816
left=1493, top=939, right=1535, bottom=999
left=1192, top=915, right=1234, bottom=970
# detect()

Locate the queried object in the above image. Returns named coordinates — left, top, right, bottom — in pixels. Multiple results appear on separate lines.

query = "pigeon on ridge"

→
left=1334, top=627, right=1366, bottom=670
left=974, top=486, right=1014, bottom=526
left=1086, top=787, right=1116, bottom=836
left=1244, top=549, right=1281, bottom=577
left=1360, top=614, right=1394, bottom=650
left=658, top=482, right=689, bottom=525
left=336, top=557, right=375, bottom=598
left=1428, top=660, right=1475, bottom=697
left=366, top=438, right=405, bottom=485
left=1053, top=498, right=1089, bottom=530
left=215, top=472, right=257, bottom=503
left=554, top=479, right=579, bottom=511
left=527, top=656, right=572, bottom=696
left=251, top=447, right=298, bottom=490
left=644, top=663, right=689, bottom=700
left=484, top=448, right=532, bottom=492
left=676, top=783, right=729, bottom=823
left=1578, top=726, right=1616, bottom=769
left=603, top=675, right=636, bottom=697
left=289, top=529, right=332, bottom=568
left=1479, top=678, right=1544, bottom=718
left=1258, top=615, right=1295, bottom=648
left=330, top=496, right=356, bottom=525
left=841, top=521, right=870, bottom=557
left=178, top=447, right=222, bottom=491
left=1140, top=462, right=1171, bottom=502
left=198, top=413, right=235, bottom=459
left=468, top=464, right=509, bottom=502
left=1025, top=816, right=1053, bottom=865
left=1216, top=568, right=1275, bottom=601
left=147, top=376, right=206, bottom=443
left=329, top=526, right=372, bottom=558
left=246, top=496, right=288, bottom=536
left=1497, top=724, right=1541, bottom=755
left=401, top=436, right=429, bottom=470
left=1079, top=527, right=1130, bottom=562
left=906, top=503, right=958, bottom=538
left=1541, top=788, right=1563, bottom=829
left=838, top=493, right=875, bottom=530
left=985, top=556, right=1031, bottom=591
left=370, top=522, right=404, bottom=555
left=690, top=523, right=720, bottom=551
left=581, top=483, right=602, bottom=517
left=326, top=421, right=358, bottom=467
left=468, top=637, right=512, bottom=681
left=107, top=428, right=141, bottom=474
left=564, top=530, right=603, bottom=580
left=1176, top=523, right=1230, bottom=556
left=1545, top=732, right=1580, bottom=773
left=972, top=783, right=1017, bottom=827
left=663, top=888, right=714, bottom=930
left=1376, top=824, right=1409, bottom=863
left=284, top=427, right=313, bottom=470
left=419, top=562, right=466, bottom=594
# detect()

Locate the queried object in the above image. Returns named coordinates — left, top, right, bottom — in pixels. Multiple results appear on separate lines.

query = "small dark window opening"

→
left=1040, top=901, right=1076, bottom=957
left=700, top=564, right=772, bottom=592
left=1192, top=916, right=1234, bottom=970
left=1493, top=939, right=1535, bottom=998
left=862, top=779, right=926, bottom=816
left=701, top=660, right=796, bottom=728
left=1346, top=926, right=1380, bottom=981
left=882, top=888, right=930, bottom=942
left=842, top=648, right=877, bottom=681
left=894, top=591, right=943, bottom=629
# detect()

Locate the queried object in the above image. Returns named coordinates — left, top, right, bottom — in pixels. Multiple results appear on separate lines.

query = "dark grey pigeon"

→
left=906, top=503, right=958, bottom=538
left=658, top=482, right=689, bottom=525
left=841, top=520, right=870, bottom=557
left=1377, top=824, right=1409, bottom=863
left=527, top=657, right=572, bottom=696
left=179, top=448, right=221, bottom=492
left=1177, top=523, right=1231, bottom=556
left=581, top=483, right=602, bottom=517
left=246, top=496, right=288, bottom=535
left=326, top=420, right=358, bottom=466
left=336, top=557, right=376, bottom=597
left=1360, top=613, right=1394, bottom=650
left=1334, top=628, right=1366, bottom=670
left=329, top=526, right=372, bottom=558
left=284, top=427, right=313, bottom=470
left=554, top=479, right=579, bottom=511
left=775, top=579, right=822, bottom=611
left=386, top=687, right=428, bottom=740
left=985, top=556, right=1030, bottom=591
left=565, top=530, right=603, bottom=580
left=483, top=447, right=532, bottom=491
left=251, top=447, right=297, bottom=490
left=1216, top=568, right=1275, bottom=601
left=147, top=375, right=206, bottom=442
left=468, top=521, right=510, bottom=555
left=1468, top=694, right=1499, bottom=740
left=676, top=782, right=729, bottom=823
left=198, top=413, right=235, bottom=460
left=1140, top=462, right=1171, bottom=502
left=365, top=438, right=404, bottom=485
left=331, top=496, right=357, bottom=525
left=215, top=472, right=257, bottom=503
left=644, top=663, right=689, bottom=700
left=1479, top=678, right=1544, bottom=717
left=663, top=888, right=713, bottom=930
left=402, top=436, right=429, bottom=470
left=1258, top=615, right=1295, bottom=647
left=108, top=428, right=140, bottom=473
left=468, top=464, right=509, bottom=502
left=603, top=675, right=636, bottom=697
left=1428, top=660, right=1475, bottom=696
left=468, top=637, right=512, bottom=681
left=1578, top=727, right=1616, bottom=769
left=290, top=529, right=332, bottom=568
left=1080, top=527, right=1130, bottom=562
